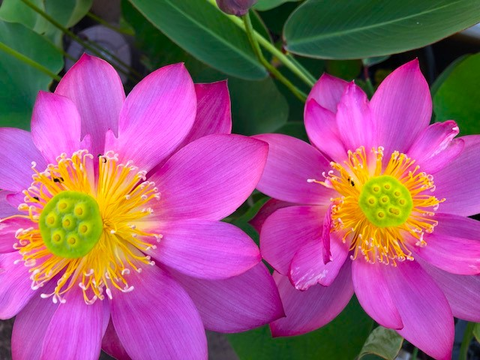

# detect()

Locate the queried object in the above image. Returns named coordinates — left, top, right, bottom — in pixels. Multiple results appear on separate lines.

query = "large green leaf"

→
left=434, top=53, right=480, bottom=136
left=254, top=0, right=300, bottom=11
left=0, top=0, right=92, bottom=46
left=358, top=326, right=403, bottom=360
left=284, top=0, right=480, bottom=59
left=127, top=0, right=267, bottom=80
left=228, top=297, right=373, bottom=360
left=0, top=21, right=63, bottom=129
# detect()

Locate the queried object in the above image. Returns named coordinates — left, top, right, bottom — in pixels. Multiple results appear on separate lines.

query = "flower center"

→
left=39, top=191, right=103, bottom=259
left=358, top=175, right=413, bottom=228
left=311, top=147, right=444, bottom=266
left=11, top=150, right=161, bottom=304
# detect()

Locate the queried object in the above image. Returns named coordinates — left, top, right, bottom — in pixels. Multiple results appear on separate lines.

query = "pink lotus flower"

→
left=253, top=60, right=480, bottom=360
left=0, top=54, right=283, bottom=360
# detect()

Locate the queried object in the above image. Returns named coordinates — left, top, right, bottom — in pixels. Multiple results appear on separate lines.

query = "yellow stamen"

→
left=9, top=150, right=161, bottom=304
left=311, top=147, right=443, bottom=266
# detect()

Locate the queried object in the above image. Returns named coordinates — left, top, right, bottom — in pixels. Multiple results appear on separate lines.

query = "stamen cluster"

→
left=318, top=147, right=443, bottom=265
left=13, top=150, right=161, bottom=304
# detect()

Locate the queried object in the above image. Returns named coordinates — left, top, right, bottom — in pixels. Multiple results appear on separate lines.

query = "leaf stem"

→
left=86, top=12, right=134, bottom=35
left=20, top=0, right=141, bottom=81
left=206, top=0, right=315, bottom=88
left=243, top=13, right=306, bottom=102
left=0, top=42, right=61, bottom=81
left=460, top=322, right=475, bottom=360
left=411, top=346, right=418, bottom=360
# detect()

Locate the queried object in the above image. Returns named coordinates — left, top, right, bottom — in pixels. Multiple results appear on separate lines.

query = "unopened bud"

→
left=216, top=0, right=258, bottom=16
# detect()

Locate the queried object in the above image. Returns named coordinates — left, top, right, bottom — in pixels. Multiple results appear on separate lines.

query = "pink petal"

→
left=260, top=205, right=324, bottom=275
left=12, top=281, right=57, bottom=360
left=289, top=235, right=349, bottom=290
left=150, top=134, right=268, bottom=221
left=0, top=191, right=20, bottom=218
left=0, top=217, right=33, bottom=253
left=407, top=121, right=463, bottom=174
left=370, top=60, right=431, bottom=155
left=270, top=260, right=353, bottom=337
left=254, top=133, right=335, bottom=205
left=102, top=321, right=131, bottom=360
left=151, top=220, right=260, bottom=280
left=336, top=82, right=375, bottom=152
left=410, top=213, right=480, bottom=275
left=0, top=128, right=46, bottom=192
left=420, top=259, right=480, bottom=322
left=384, top=260, right=453, bottom=360
left=249, top=199, right=292, bottom=233
left=168, top=263, right=284, bottom=333
left=433, top=135, right=480, bottom=216
left=307, top=73, right=348, bottom=113
left=40, top=286, right=105, bottom=360
left=181, top=82, right=232, bottom=146
left=31, top=92, right=82, bottom=164
left=55, top=54, right=125, bottom=157
left=110, top=264, right=207, bottom=360
left=0, top=252, right=36, bottom=318
left=304, top=99, right=346, bottom=162
left=107, top=63, right=196, bottom=172
left=352, top=259, right=403, bottom=330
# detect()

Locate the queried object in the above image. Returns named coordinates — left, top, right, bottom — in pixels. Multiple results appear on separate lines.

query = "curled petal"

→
left=260, top=205, right=324, bottom=275
left=433, top=135, right=480, bottom=216
left=407, top=121, right=463, bottom=174
left=271, top=260, right=353, bottom=337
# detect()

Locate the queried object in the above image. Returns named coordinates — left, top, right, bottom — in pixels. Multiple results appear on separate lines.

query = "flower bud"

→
left=216, top=0, right=258, bottom=16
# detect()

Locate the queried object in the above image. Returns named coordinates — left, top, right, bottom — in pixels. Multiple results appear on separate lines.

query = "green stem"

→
left=243, top=13, right=306, bottom=102
left=86, top=12, right=133, bottom=35
left=206, top=0, right=315, bottom=88
left=20, top=0, right=141, bottom=81
left=0, top=42, right=61, bottom=81
left=411, top=347, right=418, bottom=360
left=286, top=53, right=317, bottom=84
left=460, top=322, right=475, bottom=360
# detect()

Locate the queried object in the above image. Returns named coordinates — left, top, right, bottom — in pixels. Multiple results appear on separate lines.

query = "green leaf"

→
left=326, top=59, right=362, bottom=81
left=0, top=0, right=92, bottom=46
left=358, top=326, right=404, bottom=360
left=122, top=0, right=192, bottom=70
left=284, top=0, right=480, bottom=59
left=229, top=76, right=288, bottom=134
left=430, top=54, right=468, bottom=96
left=228, top=297, right=373, bottom=360
left=362, top=56, right=390, bottom=67
left=127, top=0, right=267, bottom=80
left=0, top=21, right=63, bottom=129
left=473, top=323, right=480, bottom=343
left=254, top=0, right=300, bottom=11
left=433, top=53, right=480, bottom=136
